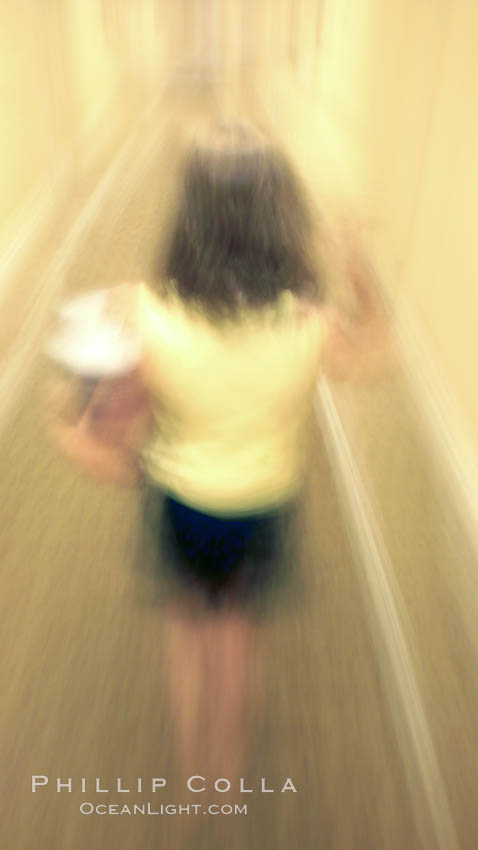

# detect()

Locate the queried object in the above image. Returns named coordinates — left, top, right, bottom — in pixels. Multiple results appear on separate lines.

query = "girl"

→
left=47, top=119, right=388, bottom=785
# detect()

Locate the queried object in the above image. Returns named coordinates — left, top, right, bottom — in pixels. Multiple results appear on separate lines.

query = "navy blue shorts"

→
left=142, top=487, right=298, bottom=611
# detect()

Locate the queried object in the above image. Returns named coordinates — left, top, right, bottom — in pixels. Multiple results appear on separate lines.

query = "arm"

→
left=321, top=222, right=391, bottom=381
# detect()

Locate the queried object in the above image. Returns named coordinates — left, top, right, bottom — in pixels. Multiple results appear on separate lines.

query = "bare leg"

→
left=202, top=607, right=263, bottom=785
left=163, top=598, right=269, bottom=799
left=162, top=597, right=212, bottom=778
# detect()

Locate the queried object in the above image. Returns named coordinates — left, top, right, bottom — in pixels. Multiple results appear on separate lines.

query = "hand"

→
left=48, top=415, right=143, bottom=487
left=45, top=377, right=145, bottom=486
left=335, top=217, right=388, bottom=324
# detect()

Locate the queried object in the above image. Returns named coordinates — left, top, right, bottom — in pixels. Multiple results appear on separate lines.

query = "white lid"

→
left=57, top=289, right=110, bottom=323
left=46, top=321, right=142, bottom=377
left=46, top=286, right=142, bottom=376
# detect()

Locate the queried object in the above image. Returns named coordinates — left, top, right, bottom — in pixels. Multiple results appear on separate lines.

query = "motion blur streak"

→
left=2, top=2, right=478, bottom=849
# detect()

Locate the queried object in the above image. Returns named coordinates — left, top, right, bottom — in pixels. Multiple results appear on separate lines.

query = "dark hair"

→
left=154, top=122, right=322, bottom=318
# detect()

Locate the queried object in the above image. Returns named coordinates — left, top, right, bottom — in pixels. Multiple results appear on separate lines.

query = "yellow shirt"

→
left=137, top=282, right=325, bottom=515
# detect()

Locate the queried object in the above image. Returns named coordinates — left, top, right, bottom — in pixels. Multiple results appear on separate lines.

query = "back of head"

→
left=155, top=119, right=322, bottom=318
